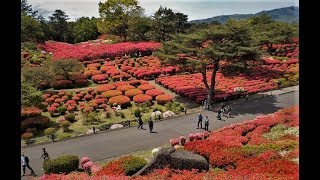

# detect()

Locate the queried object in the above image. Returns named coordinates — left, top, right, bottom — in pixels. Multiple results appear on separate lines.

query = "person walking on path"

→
left=21, top=153, right=35, bottom=176
left=217, top=109, right=222, bottom=120
left=226, top=105, right=232, bottom=118
left=148, top=118, right=154, bottom=133
left=204, top=116, right=209, bottom=131
left=197, top=113, right=203, bottom=129
left=183, top=107, right=187, bottom=115
left=138, top=115, right=143, bottom=130
left=221, top=103, right=226, bottom=116
left=40, top=148, right=50, bottom=163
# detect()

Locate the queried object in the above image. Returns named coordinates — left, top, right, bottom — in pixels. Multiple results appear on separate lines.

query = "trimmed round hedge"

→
left=125, top=89, right=143, bottom=99
left=108, top=95, right=131, bottom=108
left=21, top=107, right=42, bottom=119
left=96, top=84, right=116, bottom=93
left=52, top=80, right=73, bottom=90
left=137, top=84, right=156, bottom=91
left=43, top=155, right=79, bottom=174
left=102, top=90, right=122, bottom=99
left=21, top=115, right=50, bottom=133
left=145, top=89, right=164, bottom=98
left=133, top=94, right=153, bottom=104
left=116, top=85, right=135, bottom=93
left=156, top=94, right=173, bottom=105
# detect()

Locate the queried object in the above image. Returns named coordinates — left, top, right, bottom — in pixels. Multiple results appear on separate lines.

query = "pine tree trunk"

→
left=207, top=63, right=218, bottom=109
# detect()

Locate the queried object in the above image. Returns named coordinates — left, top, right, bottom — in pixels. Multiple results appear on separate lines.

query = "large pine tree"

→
left=155, top=20, right=259, bottom=108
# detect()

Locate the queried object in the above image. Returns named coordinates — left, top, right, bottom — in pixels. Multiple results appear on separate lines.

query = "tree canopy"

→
left=155, top=20, right=259, bottom=107
left=149, top=6, right=190, bottom=42
left=97, top=0, right=143, bottom=41
left=73, top=17, right=100, bottom=43
left=250, top=14, right=294, bottom=54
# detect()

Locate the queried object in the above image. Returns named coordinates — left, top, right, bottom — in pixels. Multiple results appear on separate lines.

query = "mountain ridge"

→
left=190, top=6, right=299, bottom=24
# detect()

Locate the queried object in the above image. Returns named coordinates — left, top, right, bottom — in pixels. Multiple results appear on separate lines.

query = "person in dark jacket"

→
left=40, top=148, right=50, bottom=162
left=148, top=118, right=154, bottom=133
left=21, top=153, right=35, bottom=176
left=204, top=116, right=209, bottom=131
left=217, top=109, right=222, bottom=120
left=197, top=113, right=203, bottom=129
left=138, top=115, right=143, bottom=129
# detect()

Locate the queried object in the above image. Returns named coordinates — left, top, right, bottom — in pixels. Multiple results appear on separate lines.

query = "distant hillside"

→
left=190, top=6, right=299, bottom=24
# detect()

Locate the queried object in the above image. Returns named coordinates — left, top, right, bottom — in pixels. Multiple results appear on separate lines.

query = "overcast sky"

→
left=29, top=0, right=299, bottom=21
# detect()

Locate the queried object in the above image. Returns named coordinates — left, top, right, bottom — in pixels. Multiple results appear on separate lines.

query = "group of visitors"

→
left=138, top=115, right=154, bottom=133
left=21, top=148, right=49, bottom=176
left=197, top=103, right=233, bottom=131
left=217, top=103, right=232, bottom=120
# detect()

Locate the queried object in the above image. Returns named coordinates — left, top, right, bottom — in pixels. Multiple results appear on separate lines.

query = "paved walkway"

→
left=21, top=89, right=298, bottom=177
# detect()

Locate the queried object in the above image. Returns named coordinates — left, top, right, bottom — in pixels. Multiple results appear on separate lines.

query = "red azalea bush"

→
left=133, top=94, right=153, bottom=104
left=42, top=41, right=160, bottom=61
left=39, top=172, right=90, bottom=180
left=169, top=138, right=180, bottom=146
left=21, top=107, right=42, bottom=119
left=51, top=80, right=73, bottom=89
left=137, top=84, right=156, bottom=91
left=108, top=95, right=131, bottom=108
left=128, top=80, right=141, bottom=87
left=116, top=85, right=135, bottom=93
left=74, top=79, right=88, bottom=87
left=102, top=90, right=123, bottom=99
left=45, top=98, right=54, bottom=104
left=21, top=116, right=50, bottom=133
left=96, top=84, right=117, bottom=93
left=125, top=89, right=143, bottom=99
left=155, top=94, right=173, bottom=105
left=145, top=89, right=164, bottom=98
left=92, top=74, right=108, bottom=83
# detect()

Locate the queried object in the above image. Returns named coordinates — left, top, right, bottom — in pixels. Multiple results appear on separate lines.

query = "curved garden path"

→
left=21, top=88, right=298, bottom=177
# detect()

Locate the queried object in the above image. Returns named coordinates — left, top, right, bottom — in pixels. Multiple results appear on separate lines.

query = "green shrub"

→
left=140, top=102, right=150, bottom=113
left=154, top=105, right=163, bottom=112
left=263, top=124, right=298, bottom=140
left=60, top=121, right=71, bottom=132
left=165, top=102, right=183, bottom=114
left=57, top=105, right=67, bottom=114
left=105, top=111, right=112, bottom=118
left=65, top=113, right=76, bottom=122
left=82, top=111, right=102, bottom=125
left=58, top=133, right=72, bottom=140
left=44, top=127, right=56, bottom=135
left=115, top=111, right=125, bottom=118
left=134, top=109, right=141, bottom=118
left=122, top=156, right=147, bottom=176
left=43, top=155, right=79, bottom=174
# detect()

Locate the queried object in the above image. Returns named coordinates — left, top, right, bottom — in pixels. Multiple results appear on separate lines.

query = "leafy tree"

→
left=150, top=7, right=190, bottom=41
left=21, top=80, right=44, bottom=108
left=97, top=0, right=143, bottom=41
left=250, top=14, right=294, bottom=54
left=128, top=17, right=152, bottom=41
left=155, top=20, right=258, bottom=108
left=49, top=59, right=85, bottom=80
left=174, top=12, right=190, bottom=34
left=22, top=66, right=53, bottom=88
left=21, top=14, right=45, bottom=42
left=21, top=0, right=38, bottom=17
left=49, top=10, right=70, bottom=42
left=73, top=17, right=100, bottom=43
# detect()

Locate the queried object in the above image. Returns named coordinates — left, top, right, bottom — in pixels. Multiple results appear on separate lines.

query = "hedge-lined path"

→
left=21, top=89, right=298, bottom=178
